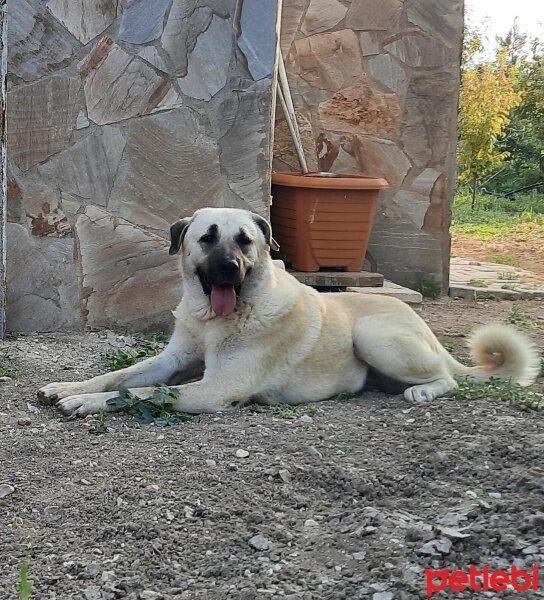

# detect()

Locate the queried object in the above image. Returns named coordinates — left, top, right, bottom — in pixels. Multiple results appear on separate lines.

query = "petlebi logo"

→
left=425, top=564, right=540, bottom=597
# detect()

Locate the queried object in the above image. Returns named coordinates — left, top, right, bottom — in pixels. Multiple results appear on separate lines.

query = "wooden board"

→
left=290, top=270, right=384, bottom=288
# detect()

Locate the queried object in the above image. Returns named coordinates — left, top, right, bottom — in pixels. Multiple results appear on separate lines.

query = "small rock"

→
left=299, top=415, right=313, bottom=423
left=101, top=571, right=116, bottom=583
left=522, top=544, right=540, bottom=555
left=84, top=587, right=101, bottom=600
left=435, top=538, right=452, bottom=554
left=419, top=541, right=437, bottom=556
left=140, top=592, right=163, bottom=600
left=17, top=417, right=32, bottom=426
left=76, top=111, right=90, bottom=130
left=0, top=484, right=15, bottom=498
left=352, top=551, right=366, bottom=560
left=307, top=446, right=323, bottom=459
left=205, top=459, right=216, bottom=467
left=80, top=478, right=92, bottom=486
left=465, top=490, right=478, bottom=498
left=0, top=376, right=12, bottom=383
left=437, top=526, right=471, bottom=539
left=249, top=534, right=272, bottom=551
left=488, top=492, right=502, bottom=499
left=278, top=469, right=292, bottom=483
left=165, top=510, right=175, bottom=521
left=236, top=449, right=250, bottom=458
left=373, top=593, right=394, bottom=600
left=304, top=519, right=319, bottom=528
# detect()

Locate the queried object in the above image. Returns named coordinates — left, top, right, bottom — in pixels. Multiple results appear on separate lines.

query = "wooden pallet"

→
left=290, top=270, right=384, bottom=289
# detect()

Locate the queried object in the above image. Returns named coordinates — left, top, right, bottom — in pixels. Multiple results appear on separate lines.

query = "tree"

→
left=457, top=51, right=522, bottom=207
left=496, top=18, right=528, bottom=67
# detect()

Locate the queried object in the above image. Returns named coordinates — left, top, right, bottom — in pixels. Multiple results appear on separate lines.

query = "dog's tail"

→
left=444, top=324, right=540, bottom=387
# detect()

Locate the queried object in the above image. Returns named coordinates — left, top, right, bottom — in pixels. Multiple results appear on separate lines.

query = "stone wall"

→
left=274, top=0, right=463, bottom=290
left=7, top=0, right=279, bottom=331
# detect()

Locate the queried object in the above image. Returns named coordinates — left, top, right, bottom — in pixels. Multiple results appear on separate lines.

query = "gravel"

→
left=1, top=299, right=543, bottom=599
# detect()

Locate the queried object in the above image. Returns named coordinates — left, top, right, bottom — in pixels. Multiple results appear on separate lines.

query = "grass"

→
left=497, top=271, right=519, bottom=281
left=451, top=191, right=544, bottom=240
left=453, top=377, right=544, bottom=411
left=416, top=277, right=442, bottom=299
left=17, top=545, right=34, bottom=600
left=107, top=385, right=191, bottom=426
left=90, top=408, right=109, bottom=435
left=487, top=254, right=519, bottom=267
left=0, top=368, right=31, bottom=379
left=467, top=279, right=487, bottom=288
left=506, top=304, right=540, bottom=329
left=101, top=348, right=159, bottom=371
left=248, top=403, right=318, bottom=419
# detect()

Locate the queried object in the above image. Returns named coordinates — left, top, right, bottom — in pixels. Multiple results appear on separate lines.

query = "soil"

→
left=1, top=299, right=544, bottom=600
left=452, top=233, right=544, bottom=278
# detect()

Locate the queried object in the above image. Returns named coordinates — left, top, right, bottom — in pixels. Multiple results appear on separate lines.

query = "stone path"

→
left=449, top=257, right=544, bottom=300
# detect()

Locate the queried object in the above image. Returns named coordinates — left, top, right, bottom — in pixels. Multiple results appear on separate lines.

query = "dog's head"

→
left=169, top=208, right=278, bottom=318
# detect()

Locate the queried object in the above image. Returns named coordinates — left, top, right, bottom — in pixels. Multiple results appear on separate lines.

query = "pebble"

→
left=278, top=469, right=292, bottom=483
left=17, top=417, right=32, bottom=426
left=352, top=551, right=366, bottom=561
left=205, top=459, right=216, bottom=467
left=83, top=587, right=101, bottom=600
left=373, top=593, right=394, bottom=600
left=248, top=534, right=272, bottom=551
left=304, top=519, right=319, bottom=528
left=236, top=449, right=250, bottom=458
left=437, top=526, right=471, bottom=539
left=140, top=592, right=163, bottom=600
left=0, top=484, right=15, bottom=498
left=0, top=376, right=12, bottom=383
left=80, top=479, right=92, bottom=486
left=488, top=492, right=502, bottom=499
left=299, top=415, right=313, bottom=423
left=307, top=446, right=323, bottom=459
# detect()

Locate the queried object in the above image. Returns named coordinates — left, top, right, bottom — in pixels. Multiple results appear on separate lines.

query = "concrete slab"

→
left=347, top=280, right=422, bottom=304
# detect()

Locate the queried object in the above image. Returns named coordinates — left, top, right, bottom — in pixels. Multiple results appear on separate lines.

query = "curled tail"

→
left=445, top=324, right=540, bottom=387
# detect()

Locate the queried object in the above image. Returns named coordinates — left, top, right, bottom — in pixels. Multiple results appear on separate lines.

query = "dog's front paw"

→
left=57, top=393, right=113, bottom=417
left=38, top=382, right=86, bottom=404
left=404, top=385, right=436, bottom=404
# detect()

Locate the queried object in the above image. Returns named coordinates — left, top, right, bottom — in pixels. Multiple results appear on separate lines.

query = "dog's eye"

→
left=236, top=233, right=253, bottom=246
left=199, top=233, right=215, bottom=244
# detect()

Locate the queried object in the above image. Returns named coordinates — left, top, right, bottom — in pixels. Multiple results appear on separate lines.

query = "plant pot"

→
left=271, top=172, right=388, bottom=272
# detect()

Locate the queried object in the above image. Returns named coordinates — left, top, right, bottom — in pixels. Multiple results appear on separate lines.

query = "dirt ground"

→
left=452, top=232, right=544, bottom=278
left=1, top=299, right=544, bottom=600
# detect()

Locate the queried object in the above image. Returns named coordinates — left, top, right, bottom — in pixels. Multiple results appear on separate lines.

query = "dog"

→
left=38, top=207, right=540, bottom=417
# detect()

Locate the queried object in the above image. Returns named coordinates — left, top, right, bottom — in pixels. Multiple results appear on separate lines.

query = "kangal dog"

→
left=38, top=208, right=539, bottom=416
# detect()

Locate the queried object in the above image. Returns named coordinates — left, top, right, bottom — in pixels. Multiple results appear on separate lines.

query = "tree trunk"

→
left=471, top=172, right=477, bottom=210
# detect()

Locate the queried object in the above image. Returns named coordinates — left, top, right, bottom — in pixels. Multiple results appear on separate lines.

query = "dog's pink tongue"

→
left=211, top=285, right=237, bottom=316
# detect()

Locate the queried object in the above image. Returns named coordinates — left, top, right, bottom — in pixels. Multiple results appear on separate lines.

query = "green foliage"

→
left=90, top=408, right=109, bottom=435
left=467, top=279, right=487, bottom=288
left=248, top=403, right=318, bottom=419
left=0, top=368, right=31, bottom=379
left=506, top=304, right=540, bottom=329
left=107, top=385, right=192, bottom=426
left=451, top=191, right=544, bottom=239
left=17, top=561, right=33, bottom=600
left=416, top=277, right=442, bottom=299
left=454, top=377, right=544, bottom=411
left=101, top=348, right=159, bottom=371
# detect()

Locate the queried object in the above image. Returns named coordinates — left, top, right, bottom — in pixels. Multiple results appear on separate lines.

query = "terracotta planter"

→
left=271, top=172, right=388, bottom=272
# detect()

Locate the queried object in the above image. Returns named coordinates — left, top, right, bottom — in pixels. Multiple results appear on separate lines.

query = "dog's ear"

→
left=169, top=217, right=192, bottom=255
left=252, top=214, right=280, bottom=252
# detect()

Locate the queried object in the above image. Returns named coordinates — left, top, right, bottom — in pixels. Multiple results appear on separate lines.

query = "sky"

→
left=465, top=0, right=544, bottom=48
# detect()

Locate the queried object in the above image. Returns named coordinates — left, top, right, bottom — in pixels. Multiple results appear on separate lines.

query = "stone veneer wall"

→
left=274, top=0, right=463, bottom=290
left=7, top=0, right=278, bottom=331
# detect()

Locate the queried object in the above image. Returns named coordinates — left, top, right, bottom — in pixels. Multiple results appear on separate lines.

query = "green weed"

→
left=107, top=385, right=191, bottom=426
left=0, top=368, right=31, bottom=379
left=90, top=408, right=108, bottom=435
left=467, top=279, right=487, bottom=288
left=453, top=377, right=544, bottom=411
left=17, top=562, right=32, bottom=600
left=497, top=271, right=519, bottom=281
left=101, top=348, right=159, bottom=371
left=416, top=277, right=442, bottom=299
left=506, top=304, right=540, bottom=329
